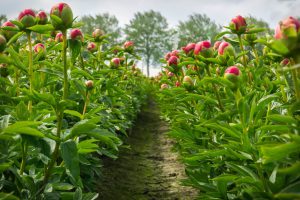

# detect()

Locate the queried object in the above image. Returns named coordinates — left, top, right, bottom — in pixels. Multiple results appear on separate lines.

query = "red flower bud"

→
left=70, top=29, right=83, bottom=41
left=37, top=11, right=48, bottom=25
left=230, top=15, right=247, bottom=34
left=280, top=58, right=290, bottom=66
left=1, top=21, right=17, bottom=40
left=182, top=43, right=196, bottom=54
left=55, top=32, right=63, bottom=42
left=168, top=56, right=179, bottom=66
left=165, top=52, right=171, bottom=61
left=171, top=50, right=179, bottom=57
left=224, top=66, right=240, bottom=88
left=50, top=3, right=73, bottom=30
left=175, top=81, right=181, bottom=87
left=87, top=42, right=97, bottom=52
left=0, top=35, right=7, bottom=52
left=92, top=28, right=104, bottom=42
left=85, top=80, right=94, bottom=89
left=18, top=9, right=36, bottom=27
left=111, top=58, right=121, bottom=68
left=167, top=71, right=174, bottom=77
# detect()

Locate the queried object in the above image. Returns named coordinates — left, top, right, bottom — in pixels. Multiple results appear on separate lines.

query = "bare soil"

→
left=97, top=100, right=198, bottom=200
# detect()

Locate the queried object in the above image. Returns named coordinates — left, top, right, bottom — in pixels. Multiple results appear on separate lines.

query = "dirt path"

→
left=97, top=99, right=198, bottom=200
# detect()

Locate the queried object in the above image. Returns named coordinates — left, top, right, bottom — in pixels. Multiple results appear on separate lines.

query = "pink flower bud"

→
left=1, top=21, right=17, bottom=40
left=85, top=80, right=94, bottom=89
left=168, top=56, right=179, bottom=66
left=194, top=41, right=211, bottom=56
left=274, top=16, right=300, bottom=39
left=230, top=15, right=247, bottom=33
left=165, top=52, right=171, bottom=61
left=34, top=43, right=45, bottom=53
left=218, top=42, right=235, bottom=56
left=182, top=43, right=196, bottom=54
left=167, top=71, right=174, bottom=77
left=92, top=28, right=104, bottom=42
left=87, top=42, right=97, bottom=52
left=37, top=11, right=48, bottom=25
left=50, top=3, right=73, bottom=30
left=213, top=41, right=222, bottom=50
left=175, top=81, right=180, bottom=87
left=160, top=83, right=168, bottom=90
left=0, top=35, right=7, bottom=52
left=124, top=41, right=134, bottom=51
left=18, top=9, right=36, bottom=27
left=111, top=58, right=121, bottom=68
left=225, top=66, right=240, bottom=76
left=70, top=29, right=83, bottom=41
left=55, top=32, right=63, bottom=42
left=171, top=50, right=179, bottom=57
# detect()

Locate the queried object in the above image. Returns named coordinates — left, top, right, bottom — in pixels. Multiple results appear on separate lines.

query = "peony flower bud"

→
left=194, top=41, right=212, bottom=57
left=274, top=16, right=300, bottom=40
left=123, top=41, right=134, bottom=52
left=36, top=11, right=48, bottom=25
left=111, top=58, right=121, bottom=68
left=165, top=52, right=171, bottom=61
left=1, top=21, right=17, bottom=40
left=85, top=80, right=94, bottom=89
left=0, top=35, right=7, bottom=52
left=280, top=58, right=290, bottom=66
left=50, top=3, right=73, bottom=30
left=70, top=29, right=83, bottom=41
left=34, top=43, right=46, bottom=53
left=182, top=43, right=196, bottom=54
left=175, top=81, right=181, bottom=87
left=92, top=28, right=104, bottom=42
left=218, top=41, right=235, bottom=56
left=18, top=9, right=36, bottom=28
left=213, top=41, right=222, bottom=50
left=182, top=75, right=194, bottom=90
left=160, top=83, right=168, bottom=90
left=167, top=71, right=174, bottom=77
left=230, top=15, right=247, bottom=34
left=55, top=32, right=63, bottom=42
left=224, top=66, right=240, bottom=88
left=171, top=50, right=179, bottom=57
left=87, top=42, right=97, bottom=52
left=168, top=56, right=179, bottom=66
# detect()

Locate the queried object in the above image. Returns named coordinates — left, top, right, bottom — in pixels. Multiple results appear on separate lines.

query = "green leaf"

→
left=267, top=114, right=298, bottom=125
left=65, top=120, right=97, bottom=140
left=68, top=39, right=82, bottom=63
left=205, top=123, right=240, bottom=139
left=64, top=110, right=83, bottom=120
left=3, top=121, right=44, bottom=137
left=60, top=141, right=81, bottom=184
left=214, top=31, right=231, bottom=40
left=6, top=47, right=27, bottom=72
left=10, top=20, right=24, bottom=29
left=15, top=101, right=29, bottom=120
left=261, top=142, right=300, bottom=164
left=28, top=24, right=54, bottom=33
left=7, top=32, right=23, bottom=46
left=52, top=183, right=74, bottom=191
left=246, top=28, right=266, bottom=34
left=0, top=192, right=19, bottom=200
left=0, top=162, right=13, bottom=173
left=77, top=139, right=99, bottom=154
left=226, top=162, right=260, bottom=181
left=269, top=40, right=289, bottom=55
left=50, top=15, right=63, bottom=25
left=32, top=90, right=56, bottom=108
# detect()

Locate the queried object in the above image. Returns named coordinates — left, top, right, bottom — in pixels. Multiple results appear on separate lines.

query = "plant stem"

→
left=62, top=30, right=68, bottom=100
left=238, top=34, right=247, bottom=67
left=82, top=91, right=90, bottom=116
left=19, top=138, right=27, bottom=175
left=251, top=45, right=259, bottom=64
left=27, top=32, right=33, bottom=114
left=205, top=66, right=224, bottom=112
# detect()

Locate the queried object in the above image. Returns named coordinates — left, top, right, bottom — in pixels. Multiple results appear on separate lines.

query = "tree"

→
left=0, top=15, right=7, bottom=25
left=177, top=14, right=221, bottom=48
left=124, top=10, right=172, bottom=77
left=80, top=13, right=121, bottom=44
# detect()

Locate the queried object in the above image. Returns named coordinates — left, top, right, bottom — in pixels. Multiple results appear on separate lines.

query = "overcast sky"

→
left=0, top=0, right=299, bottom=29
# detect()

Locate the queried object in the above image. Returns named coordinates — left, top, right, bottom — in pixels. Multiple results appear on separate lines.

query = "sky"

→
left=0, top=0, right=299, bottom=76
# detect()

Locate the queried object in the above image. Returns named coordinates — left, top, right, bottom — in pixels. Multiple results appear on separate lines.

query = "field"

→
left=0, top=2, right=299, bottom=200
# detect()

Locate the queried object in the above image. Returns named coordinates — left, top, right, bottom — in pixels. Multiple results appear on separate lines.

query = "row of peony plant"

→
left=0, top=2, right=147, bottom=199
left=156, top=15, right=300, bottom=199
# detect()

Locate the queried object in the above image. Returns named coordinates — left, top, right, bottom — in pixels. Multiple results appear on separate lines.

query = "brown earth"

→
left=97, top=99, right=198, bottom=200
